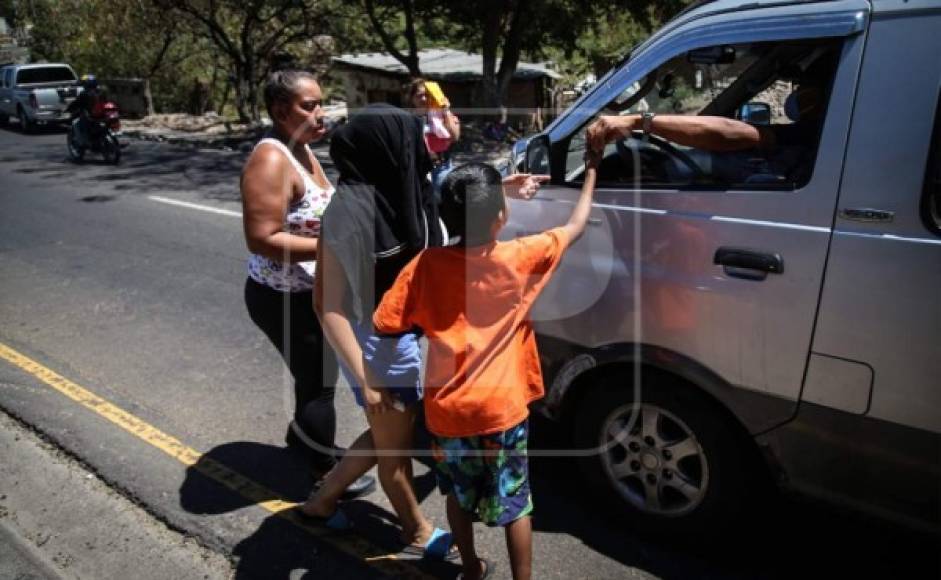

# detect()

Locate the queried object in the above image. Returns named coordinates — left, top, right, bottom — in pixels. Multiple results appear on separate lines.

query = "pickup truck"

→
left=0, top=63, right=80, bottom=132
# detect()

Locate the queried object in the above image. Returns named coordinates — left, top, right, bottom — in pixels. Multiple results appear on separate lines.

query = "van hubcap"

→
left=600, top=403, right=709, bottom=517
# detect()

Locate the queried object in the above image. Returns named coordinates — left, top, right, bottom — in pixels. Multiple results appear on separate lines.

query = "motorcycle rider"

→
left=67, top=74, right=102, bottom=148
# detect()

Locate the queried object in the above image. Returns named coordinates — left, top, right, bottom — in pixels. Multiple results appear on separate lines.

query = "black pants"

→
left=244, top=277, right=339, bottom=472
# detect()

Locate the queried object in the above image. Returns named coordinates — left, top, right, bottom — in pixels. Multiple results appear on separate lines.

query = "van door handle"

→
left=714, top=247, right=783, bottom=280
left=839, top=208, right=894, bottom=223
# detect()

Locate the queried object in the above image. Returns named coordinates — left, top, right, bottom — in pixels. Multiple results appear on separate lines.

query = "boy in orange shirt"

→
left=373, top=154, right=599, bottom=580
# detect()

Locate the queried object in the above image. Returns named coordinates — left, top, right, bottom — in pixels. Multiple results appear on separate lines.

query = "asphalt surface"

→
left=0, top=124, right=937, bottom=580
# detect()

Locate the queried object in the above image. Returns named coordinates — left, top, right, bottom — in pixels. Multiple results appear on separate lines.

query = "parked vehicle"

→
left=67, top=99, right=122, bottom=164
left=0, top=63, right=79, bottom=132
left=508, top=0, right=940, bottom=534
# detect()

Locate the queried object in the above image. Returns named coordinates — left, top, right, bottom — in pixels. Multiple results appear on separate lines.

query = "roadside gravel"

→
left=0, top=409, right=235, bottom=580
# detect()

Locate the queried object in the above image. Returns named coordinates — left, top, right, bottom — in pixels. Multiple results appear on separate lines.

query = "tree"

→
left=443, top=0, right=690, bottom=111
left=0, top=0, right=16, bottom=27
left=21, top=0, right=212, bottom=114
left=153, top=0, right=329, bottom=122
left=433, top=0, right=584, bottom=112
left=363, top=0, right=421, bottom=76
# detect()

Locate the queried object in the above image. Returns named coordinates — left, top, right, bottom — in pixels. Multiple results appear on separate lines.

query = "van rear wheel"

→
left=574, top=370, right=761, bottom=535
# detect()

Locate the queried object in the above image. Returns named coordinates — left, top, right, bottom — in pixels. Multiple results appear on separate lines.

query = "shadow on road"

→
left=179, top=440, right=461, bottom=579
left=526, top=414, right=940, bottom=580
left=1, top=125, right=262, bottom=202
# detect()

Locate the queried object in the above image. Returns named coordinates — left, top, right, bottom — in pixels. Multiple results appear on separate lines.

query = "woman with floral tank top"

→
left=240, top=71, right=374, bottom=499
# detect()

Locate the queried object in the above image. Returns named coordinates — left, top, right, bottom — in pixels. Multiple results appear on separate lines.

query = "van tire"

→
left=574, top=370, right=760, bottom=536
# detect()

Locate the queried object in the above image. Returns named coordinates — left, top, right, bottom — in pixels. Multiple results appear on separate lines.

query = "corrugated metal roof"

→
left=332, top=48, right=561, bottom=81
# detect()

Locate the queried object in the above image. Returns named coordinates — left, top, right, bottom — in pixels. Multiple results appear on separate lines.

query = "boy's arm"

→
left=559, top=148, right=601, bottom=243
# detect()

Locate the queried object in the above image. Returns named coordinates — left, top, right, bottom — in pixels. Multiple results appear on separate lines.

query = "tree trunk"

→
left=364, top=0, right=422, bottom=77
left=478, top=1, right=503, bottom=117
left=233, top=65, right=253, bottom=123
left=496, top=0, right=528, bottom=106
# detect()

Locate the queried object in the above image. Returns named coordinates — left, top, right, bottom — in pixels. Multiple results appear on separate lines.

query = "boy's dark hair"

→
left=440, top=163, right=505, bottom=247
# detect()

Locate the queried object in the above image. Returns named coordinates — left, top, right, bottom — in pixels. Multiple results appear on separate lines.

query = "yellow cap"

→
left=423, top=81, right=447, bottom=109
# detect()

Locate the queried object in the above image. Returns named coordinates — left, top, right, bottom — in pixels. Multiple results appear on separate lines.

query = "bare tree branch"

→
left=363, top=0, right=421, bottom=76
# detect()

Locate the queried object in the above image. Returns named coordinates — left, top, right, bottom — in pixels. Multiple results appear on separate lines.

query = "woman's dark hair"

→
left=440, top=163, right=505, bottom=247
left=264, top=70, right=317, bottom=117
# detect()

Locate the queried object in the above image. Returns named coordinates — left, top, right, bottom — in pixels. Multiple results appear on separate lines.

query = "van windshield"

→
left=16, top=67, right=77, bottom=85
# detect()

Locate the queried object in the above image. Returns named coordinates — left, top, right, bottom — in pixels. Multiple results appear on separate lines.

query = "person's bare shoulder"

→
left=242, top=143, right=292, bottom=187
left=246, top=142, right=290, bottom=170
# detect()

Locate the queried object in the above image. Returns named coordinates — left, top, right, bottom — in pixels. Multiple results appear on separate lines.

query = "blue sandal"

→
left=293, top=506, right=354, bottom=531
left=398, top=527, right=460, bottom=561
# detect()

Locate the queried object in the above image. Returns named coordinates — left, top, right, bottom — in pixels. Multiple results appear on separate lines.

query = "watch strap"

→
left=642, top=112, right=656, bottom=139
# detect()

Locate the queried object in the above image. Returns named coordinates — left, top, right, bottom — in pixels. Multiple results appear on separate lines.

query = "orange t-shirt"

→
left=373, top=227, right=571, bottom=438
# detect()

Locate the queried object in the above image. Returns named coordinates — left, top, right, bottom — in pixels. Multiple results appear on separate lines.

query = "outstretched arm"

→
left=587, top=114, right=764, bottom=153
left=560, top=149, right=600, bottom=243
left=502, top=173, right=551, bottom=200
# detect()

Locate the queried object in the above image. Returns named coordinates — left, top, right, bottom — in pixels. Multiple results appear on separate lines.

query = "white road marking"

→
left=148, top=195, right=242, bottom=218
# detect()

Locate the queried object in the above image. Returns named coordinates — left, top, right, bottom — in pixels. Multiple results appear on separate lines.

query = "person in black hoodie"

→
left=297, top=104, right=458, bottom=560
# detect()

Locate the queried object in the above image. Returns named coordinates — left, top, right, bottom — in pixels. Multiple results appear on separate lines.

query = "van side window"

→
left=565, top=39, right=843, bottom=191
left=923, top=92, right=941, bottom=235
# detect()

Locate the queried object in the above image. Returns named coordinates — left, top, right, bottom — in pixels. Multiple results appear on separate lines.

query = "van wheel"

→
left=0, top=112, right=8, bottom=126
left=574, top=370, right=760, bottom=535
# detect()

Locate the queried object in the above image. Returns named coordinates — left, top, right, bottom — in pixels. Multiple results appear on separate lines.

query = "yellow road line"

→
left=0, top=342, right=433, bottom=579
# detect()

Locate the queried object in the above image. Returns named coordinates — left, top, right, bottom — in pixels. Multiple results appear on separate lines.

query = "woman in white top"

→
left=241, top=70, right=374, bottom=498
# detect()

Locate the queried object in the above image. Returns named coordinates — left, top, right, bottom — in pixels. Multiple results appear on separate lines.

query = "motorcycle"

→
left=67, top=100, right=123, bottom=164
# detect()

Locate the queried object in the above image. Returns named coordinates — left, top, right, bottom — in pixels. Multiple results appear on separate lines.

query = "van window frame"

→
left=921, top=88, right=941, bottom=237
left=553, top=37, right=846, bottom=193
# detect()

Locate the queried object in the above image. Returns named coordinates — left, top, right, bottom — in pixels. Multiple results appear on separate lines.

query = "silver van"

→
left=507, top=0, right=940, bottom=533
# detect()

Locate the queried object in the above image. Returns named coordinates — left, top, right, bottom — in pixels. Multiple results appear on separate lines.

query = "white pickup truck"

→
left=0, top=63, right=80, bottom=132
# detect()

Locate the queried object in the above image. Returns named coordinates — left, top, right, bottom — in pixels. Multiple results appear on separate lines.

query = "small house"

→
left=331, top=48, right=560, bottom=130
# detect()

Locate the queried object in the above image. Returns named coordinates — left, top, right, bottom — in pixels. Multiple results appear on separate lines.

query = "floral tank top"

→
left=247, top=138, right=334, bottom=292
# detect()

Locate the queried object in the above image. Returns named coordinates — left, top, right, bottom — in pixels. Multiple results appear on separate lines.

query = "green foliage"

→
left=18, top=0, right=693, bottom=116
left=0, top=0, right=17, bottom=27
left=21, top=0, right=217, bottom=114
left=535, top=1, right=690, bottom=86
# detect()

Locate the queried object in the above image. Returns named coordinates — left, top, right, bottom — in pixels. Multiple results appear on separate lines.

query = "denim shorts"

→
left=338, top=323, right=423, bottom=409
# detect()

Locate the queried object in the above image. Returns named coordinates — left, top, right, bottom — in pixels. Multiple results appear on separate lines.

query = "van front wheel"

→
left=574, top=372, right=760, bottom=535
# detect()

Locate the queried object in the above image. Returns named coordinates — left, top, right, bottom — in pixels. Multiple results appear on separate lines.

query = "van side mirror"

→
left=738, top=102, right=772, bottom=125
left=526, top=134, right=551, bottom=176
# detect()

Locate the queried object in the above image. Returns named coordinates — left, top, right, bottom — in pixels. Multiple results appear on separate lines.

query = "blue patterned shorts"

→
left=431, top=420, right=532, bottom=527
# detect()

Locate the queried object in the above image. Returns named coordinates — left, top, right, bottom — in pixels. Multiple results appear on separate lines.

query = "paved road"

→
left=0, top=125, right=937, bottom=579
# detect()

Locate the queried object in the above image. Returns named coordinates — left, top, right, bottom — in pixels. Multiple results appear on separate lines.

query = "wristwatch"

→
left=641, top=111, right=656, bottom=140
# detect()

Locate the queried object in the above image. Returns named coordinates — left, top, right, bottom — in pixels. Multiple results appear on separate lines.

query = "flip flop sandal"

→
left=292, top=506, right=354, bottom=531
left=397, top=527, right=460, bottom=561
left=456, top=557, right=494, bottom=580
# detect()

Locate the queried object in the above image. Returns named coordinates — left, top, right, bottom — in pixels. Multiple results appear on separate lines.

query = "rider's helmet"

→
left=80, top=74, right=99, bottom=90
